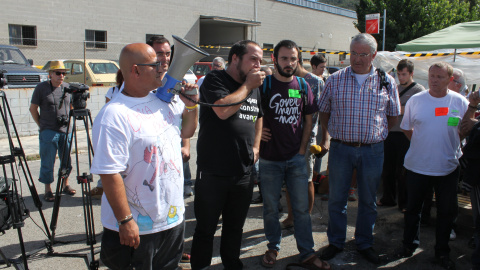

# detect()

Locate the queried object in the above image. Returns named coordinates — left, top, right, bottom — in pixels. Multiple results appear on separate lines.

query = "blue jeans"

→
left=39, top=129, right=72, bottom=185
left=327, top=140, right=384, bottom=250
left=259, top=154, right=314, bottom=261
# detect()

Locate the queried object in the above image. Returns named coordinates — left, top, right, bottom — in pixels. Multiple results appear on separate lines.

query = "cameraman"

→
left=29, top=60, right=75, bottom=202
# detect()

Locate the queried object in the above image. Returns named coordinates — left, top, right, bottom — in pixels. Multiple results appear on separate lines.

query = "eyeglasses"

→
left=55, top=71, right=67, bottom=76
left=351, top=52, right=371, bottom=58
left=136, top=62, right=161, bottom=71
left=453, top=79, right=461, bottom=84
left=213, top=64, right=223, bottom=68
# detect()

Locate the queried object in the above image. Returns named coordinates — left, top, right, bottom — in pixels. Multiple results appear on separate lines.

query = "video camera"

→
left=0, top=70, right=7, bottom=88
left=60, top=82, right=90, bottom=110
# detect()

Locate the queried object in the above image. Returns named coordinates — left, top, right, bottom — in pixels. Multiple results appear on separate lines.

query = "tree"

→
left=354, top=0, right=480, bottom=51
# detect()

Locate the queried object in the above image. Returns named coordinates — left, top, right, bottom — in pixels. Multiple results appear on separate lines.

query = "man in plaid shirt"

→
left=317, top=33, right=401, bottom=264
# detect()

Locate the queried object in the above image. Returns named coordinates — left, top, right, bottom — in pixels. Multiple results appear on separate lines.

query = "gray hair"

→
left=351, top=33, right=377, bottom=54
left=453, top=68, right=467, bottom=91
left=213, top=57, right=226, bottom=68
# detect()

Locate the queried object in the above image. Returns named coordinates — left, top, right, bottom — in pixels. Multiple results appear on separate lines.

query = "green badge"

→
left=288, top=89, right=301, bottom=98
left=447, top=117, right=460, bottom=126
left=451, top=110, right=459, bottom=113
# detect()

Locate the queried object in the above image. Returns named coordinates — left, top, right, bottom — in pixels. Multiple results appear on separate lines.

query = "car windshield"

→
left=0, top=47, right=29, bottom=65
left=88, top=62, right=118, bottom=74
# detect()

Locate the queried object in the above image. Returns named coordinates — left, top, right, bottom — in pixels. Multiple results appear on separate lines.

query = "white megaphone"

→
left=156, top=35, right=209, bottom=103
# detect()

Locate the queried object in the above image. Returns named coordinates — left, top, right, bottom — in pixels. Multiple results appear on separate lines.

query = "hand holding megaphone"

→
left=179, top=82, right=199, bottom=107
left=156, top=35, right=209, bottom=103
left=244, top=69, right=266, bottom=90
left=310, top=144, right=328, bottom=158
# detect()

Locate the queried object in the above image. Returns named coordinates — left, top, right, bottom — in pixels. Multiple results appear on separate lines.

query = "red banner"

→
left=366, top=13, right=380, bottom=34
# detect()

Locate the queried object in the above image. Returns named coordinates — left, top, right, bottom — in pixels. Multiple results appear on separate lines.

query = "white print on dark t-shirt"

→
left=238, top=98, right=260, bottom=122
left=269, top=93, right=301, bottom=124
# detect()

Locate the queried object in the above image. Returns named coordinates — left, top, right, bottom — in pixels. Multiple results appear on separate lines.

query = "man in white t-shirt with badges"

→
left=400, top=62, right=468, bottom=270
left=90, top=43, right=198, bottom=269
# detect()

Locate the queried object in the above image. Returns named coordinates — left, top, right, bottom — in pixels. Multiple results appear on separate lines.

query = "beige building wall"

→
left=1, top=0, right=358, bottom=64
left=0, top=0, right=358, bottom=138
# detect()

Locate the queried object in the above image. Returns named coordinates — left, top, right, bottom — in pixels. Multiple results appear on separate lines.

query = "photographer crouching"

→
left=29, top=60, right=75, bottom=202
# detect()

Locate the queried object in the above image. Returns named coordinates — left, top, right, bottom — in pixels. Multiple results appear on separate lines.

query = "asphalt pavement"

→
left=0, top=131, right=477, bottom=270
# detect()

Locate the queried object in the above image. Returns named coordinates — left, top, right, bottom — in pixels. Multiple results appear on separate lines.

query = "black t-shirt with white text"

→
left=197, top=70, right=263, bottom=176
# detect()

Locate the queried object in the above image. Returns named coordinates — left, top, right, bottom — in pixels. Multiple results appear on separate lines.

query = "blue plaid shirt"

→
left=318, top=66, right=401, bottom=143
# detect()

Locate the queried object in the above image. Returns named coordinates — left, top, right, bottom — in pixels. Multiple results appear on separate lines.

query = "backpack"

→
left=376, top=68, right=389, bottom=89
left=261, top=75, right=309, bottom=120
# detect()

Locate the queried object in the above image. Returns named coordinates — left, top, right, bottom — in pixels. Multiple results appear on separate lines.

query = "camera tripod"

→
left=47, top=108, right=98, bottom=270
left=0, top=90, right=52, bottom=270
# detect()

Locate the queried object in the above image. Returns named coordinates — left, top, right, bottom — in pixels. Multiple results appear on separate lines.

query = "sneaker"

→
left=358, top=247, right=380, bottom=264
left=184, top=185, right=194, bottom=197
left=449, top=229, right=456, bottom=241
left=320, top=244, right=343, bottom=260
left=90, top=187, right=103, bottom=199
left=435, top=255, right=456, bottom=270
left=251, top=194, right=263, bottom=204
left=348, top=188, right=357, bottom=201
left=468, top=236, right=476, bottom=249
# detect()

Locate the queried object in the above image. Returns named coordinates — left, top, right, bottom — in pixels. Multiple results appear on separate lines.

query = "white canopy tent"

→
left=374, top=48, right=480, bottom=92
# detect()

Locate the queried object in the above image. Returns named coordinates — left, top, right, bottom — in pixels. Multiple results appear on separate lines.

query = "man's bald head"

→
left=119, top=43, right=161, bottom=96
left=119, top=43, right=156, bottom=76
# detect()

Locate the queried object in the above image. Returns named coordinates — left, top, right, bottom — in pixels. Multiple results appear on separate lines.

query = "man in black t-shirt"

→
left=29, top=60, right=74, bottom=202
left=191, top=40, right=265, bottom=270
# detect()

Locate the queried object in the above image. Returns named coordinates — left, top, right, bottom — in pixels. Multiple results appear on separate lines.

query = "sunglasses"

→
left=55, top=71, right=67, bottom=76
left=136, top=62, right=162, bottom=72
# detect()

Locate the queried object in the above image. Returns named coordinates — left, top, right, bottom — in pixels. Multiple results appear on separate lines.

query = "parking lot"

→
left=0, top=132, right=477, bottom=269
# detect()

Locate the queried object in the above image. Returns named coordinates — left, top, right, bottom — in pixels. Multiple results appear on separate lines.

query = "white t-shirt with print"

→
left=91, top=92, right=185, bottom=234
left=105, top=82, right=125, bottom=101
left=401, top=90, right=468, bottom=176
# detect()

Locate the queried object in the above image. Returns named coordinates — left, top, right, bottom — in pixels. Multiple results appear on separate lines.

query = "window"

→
left=72, top=63, right=84, bottom=75
left=339, top=52, right=346, bottom=61
left=88, top=62, right=119, bottom=74
left=263, top=43, right=273, bottom=59
left=9, top=24, right=37, bottom=46
left=85, top=29, right=107, bottom=49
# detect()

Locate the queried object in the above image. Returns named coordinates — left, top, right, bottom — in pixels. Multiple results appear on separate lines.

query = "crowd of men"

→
left=30, top=33, right=479, bottom=270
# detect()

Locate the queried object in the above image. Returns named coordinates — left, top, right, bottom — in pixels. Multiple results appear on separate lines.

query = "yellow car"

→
left=43, top=59, right=119, bottom=87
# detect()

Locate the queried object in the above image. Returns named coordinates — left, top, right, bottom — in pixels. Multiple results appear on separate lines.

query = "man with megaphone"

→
left=90, top=43, right=199, bottom=270
left=191, top=40, right=265, bottom=270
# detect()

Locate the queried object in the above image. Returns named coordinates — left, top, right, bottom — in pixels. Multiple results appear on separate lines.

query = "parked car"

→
left=327, top=66, right=342, bottom=75
left=0, top=44, right=49, bottom=88
left=43, top=59, right=119, bottom=87
left=191, top=62, right=212, bottom=80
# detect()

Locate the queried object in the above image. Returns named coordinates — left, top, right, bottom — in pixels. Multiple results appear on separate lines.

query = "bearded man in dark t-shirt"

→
left=191, top=40, right=265, bottom=270
left=259, top=40, right=328, bottom=269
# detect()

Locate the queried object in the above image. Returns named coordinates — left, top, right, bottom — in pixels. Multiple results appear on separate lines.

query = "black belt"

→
left=331, top=138, right=373, bottom=147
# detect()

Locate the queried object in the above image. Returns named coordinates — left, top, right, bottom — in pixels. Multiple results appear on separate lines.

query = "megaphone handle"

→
left=184, top=88, right=198, bottom=95
left=172, top=82, right=198, bottom=96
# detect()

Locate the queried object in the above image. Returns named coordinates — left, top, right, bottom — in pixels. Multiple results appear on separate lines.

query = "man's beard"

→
left=237, top=60, right=247, bottom=82
left=275, top=61, right=296, bottom=78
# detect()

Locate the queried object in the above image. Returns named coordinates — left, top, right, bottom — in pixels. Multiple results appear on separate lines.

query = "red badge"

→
left=435, top=107, right=448, bottom=116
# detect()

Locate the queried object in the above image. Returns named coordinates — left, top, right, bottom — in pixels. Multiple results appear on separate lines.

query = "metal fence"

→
left=0, top=38, right=128, bottom=69
left=0, top=37, right=350, bottom=71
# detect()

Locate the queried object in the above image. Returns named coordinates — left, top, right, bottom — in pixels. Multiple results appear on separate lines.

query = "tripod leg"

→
left=16, top=227, right=29, bottom=270
left=49, top=116, right=76, bottom=244
left=0, top=249, right=12, bottom=267
left=0, top=91, right=52, bottom=242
